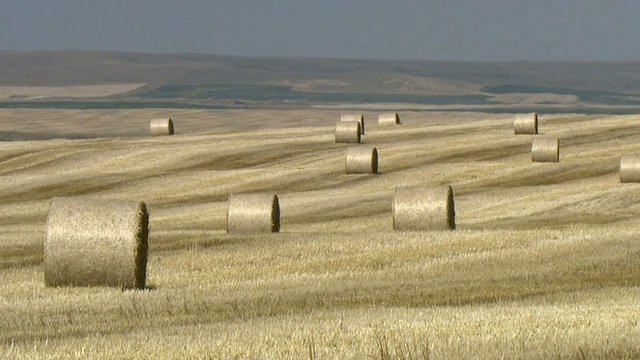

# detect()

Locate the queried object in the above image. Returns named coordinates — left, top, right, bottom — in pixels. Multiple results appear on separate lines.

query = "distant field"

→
left=0, top=84, right=145, bottom=100
left=135, top=83, right=490, bottom=105
left=3, top=51, right=640, bottom=112
left=483, top=84, right=640, bottom=106
left=1, top=109, right=640, bottom=358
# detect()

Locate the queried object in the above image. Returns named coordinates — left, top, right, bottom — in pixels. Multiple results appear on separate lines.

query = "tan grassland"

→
left=0, top=84, right=145, bottom=99
left=1, top=109, right=640, bottom=359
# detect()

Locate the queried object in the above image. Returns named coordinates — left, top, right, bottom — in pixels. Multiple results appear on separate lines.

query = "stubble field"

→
left=1, top=109, right=639, bottom=359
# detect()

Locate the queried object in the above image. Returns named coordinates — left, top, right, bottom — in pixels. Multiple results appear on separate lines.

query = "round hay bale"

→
left=335, top=121, right=362, bottom=143
left=378, top=112, right=401, bottom=125
left=514, top=113, right=538, bottom=134
left=531, top=136, right=559, bottom=162
left=619, top=155, right=640, bottom=182
left=227, top=193, right=280, bottom=233
left=340, top=114, right=365, bottom=134
left=44, top=197, right=149, bottom=289
left=150, top=118, right=174, bottom=136
left=346, top=146, right=378, bottom=174
left=393, top=185, right=455, bottom=231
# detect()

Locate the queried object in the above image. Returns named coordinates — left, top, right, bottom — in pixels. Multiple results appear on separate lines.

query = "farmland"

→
left=1, top=108, right=639, bottom=358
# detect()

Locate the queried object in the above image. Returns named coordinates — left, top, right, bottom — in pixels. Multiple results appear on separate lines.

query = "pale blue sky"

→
left=1, top=0, right=639, bottom=61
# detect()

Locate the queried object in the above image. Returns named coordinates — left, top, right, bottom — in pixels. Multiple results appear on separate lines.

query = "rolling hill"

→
left=1, top=51, right=640, bottom=112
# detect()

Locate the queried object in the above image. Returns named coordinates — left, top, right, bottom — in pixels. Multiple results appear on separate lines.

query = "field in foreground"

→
left=1, top=109, right=640, bottom=359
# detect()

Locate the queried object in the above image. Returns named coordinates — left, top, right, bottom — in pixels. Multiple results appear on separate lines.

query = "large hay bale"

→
left=335, top=121, right=362, bottom=143
left=44, top=197, right=149, bottom=289
left=619, top=155, right=640, bottom=182
left=514, top=113, right=538, bottom=134
left=531, top=136, right=559, bottom=162
left=393, top=185, right=455, bottom=231
left=150, top=118, right=174, bottom=136
left=227, top=193, right=280, bottom=233
left=346, top=146, right=378, bottom=174
left=378, top=112, right=401, bottom=125
left=341, top=114, right=365, bottom=134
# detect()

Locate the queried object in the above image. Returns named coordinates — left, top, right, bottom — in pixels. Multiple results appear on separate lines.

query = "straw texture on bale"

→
left=340, top=114, right=365, bottom=134
left=531, top=136, right=559, bottom=162
left=393, top=185, right=455, bottom=231
left=44, top=197, right=149, bottom=289
left=513, top=113, right=538, bottom=134
left=346, top=146, right=378, bottom=174
left=150, top=118, right=174, bottom=136
left=378, top=112, right=401, bottom=125
left=335, top=121, right=362, bottom=143
left=619, top=155, right=640, bottom=182
left=227, top=193, right=280, bottom=233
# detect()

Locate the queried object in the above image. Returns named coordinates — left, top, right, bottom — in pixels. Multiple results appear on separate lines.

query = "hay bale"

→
left=227, top=193, right=280, bottom=233
left=514, top=113, right=538, bottom=134
left=44, top=197, right=149, bottom=289
left=378, top=112, right=401, bottom=125
left=340, top=114, right=365, bottom=134
left=335, top=121, right=362, bottom=143
left=346, top=146, right=378, bottom=174
left=531, top=136, right=559, bottom=162
left=393, top=185, right=455, bottom=231
left=619, top=155, right=640, bottom=182
left=150, top=118, right=174, bottom=136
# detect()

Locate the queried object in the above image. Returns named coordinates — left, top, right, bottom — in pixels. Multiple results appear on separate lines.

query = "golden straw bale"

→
left=393, top=185, right=455, bottom=231
left=44, top=197, right=149, bottom=289
left=513, top=113, right=538, bottom=134
left=346, top=146, right=378, bottom=174
left=378, top=112, right=401, bottom=125
left=341, top=114, right=365, bottom=134
left=619, top=155, right=640, bottom=182
left=531, top=136, right=559, bottom=162
left=149, top=118, right=174, bottom=136
left=335, top=121, right=362, bottom=143
left=226, top=193, right=280, bottom=233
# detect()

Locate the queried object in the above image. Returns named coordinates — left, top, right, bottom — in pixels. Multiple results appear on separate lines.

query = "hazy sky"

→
left=1, top=0, right=640, bottom=61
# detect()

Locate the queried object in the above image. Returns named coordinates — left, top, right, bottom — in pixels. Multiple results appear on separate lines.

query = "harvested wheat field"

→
left=1, top=109, right=640, bottom=359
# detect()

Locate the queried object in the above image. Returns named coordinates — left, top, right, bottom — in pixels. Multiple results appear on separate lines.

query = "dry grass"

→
left=1, top=110, right=640, bottom=358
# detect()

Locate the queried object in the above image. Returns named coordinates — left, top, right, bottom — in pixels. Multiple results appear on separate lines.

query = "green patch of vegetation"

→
left=138, top=83, right=490, bottom=105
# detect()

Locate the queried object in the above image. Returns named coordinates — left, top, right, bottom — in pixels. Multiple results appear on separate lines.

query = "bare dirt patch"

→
left=0, top=84, right=145, bottom=99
